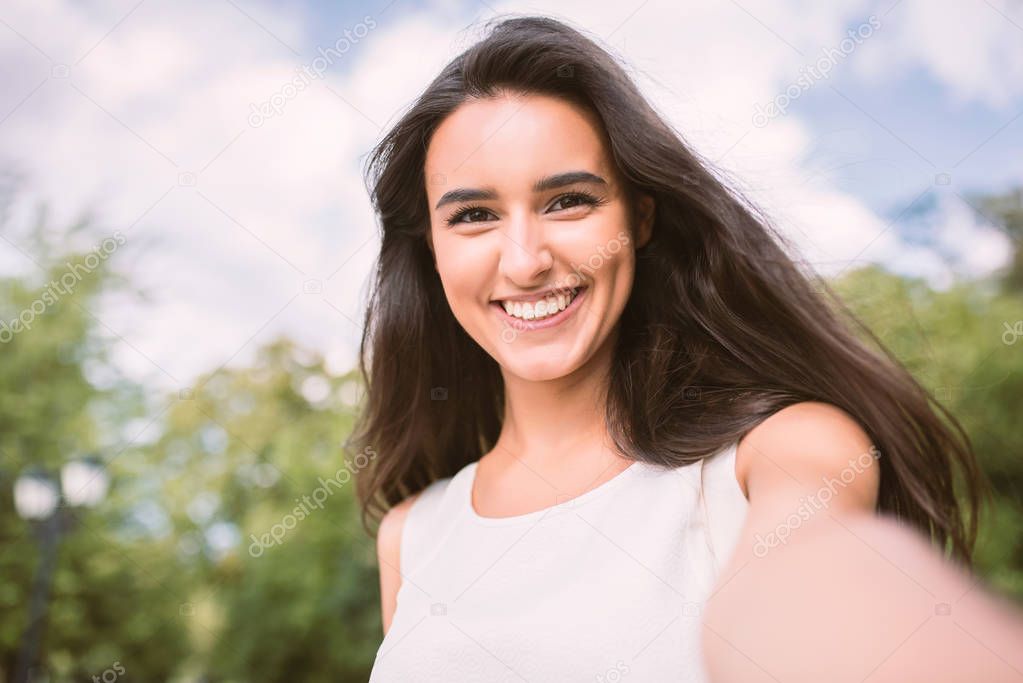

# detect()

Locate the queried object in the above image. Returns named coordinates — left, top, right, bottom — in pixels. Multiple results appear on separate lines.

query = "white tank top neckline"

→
left=370, top=441, right=750, bottom=682
left=465, top=458, right=644, bottom=526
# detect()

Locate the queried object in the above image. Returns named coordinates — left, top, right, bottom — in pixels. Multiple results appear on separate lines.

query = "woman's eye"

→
left=448, top=207, right=495, bottom=225
left=548, top=193, right=596, bottom=212
left=462, top=208, right=493, bottom=222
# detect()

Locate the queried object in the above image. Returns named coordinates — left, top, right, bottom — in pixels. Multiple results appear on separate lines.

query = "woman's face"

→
left=424, top=91, right=653, bottom=382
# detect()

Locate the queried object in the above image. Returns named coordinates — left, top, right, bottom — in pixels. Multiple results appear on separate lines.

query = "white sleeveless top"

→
left=369, top=441, right=749, bottom=682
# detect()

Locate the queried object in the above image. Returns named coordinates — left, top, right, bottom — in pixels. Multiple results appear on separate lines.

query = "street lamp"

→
left=12, top=457, right=109, bottom=683
left=60, top=457, right=110, bottom=508
left=13, top=473, right=60, bottom=521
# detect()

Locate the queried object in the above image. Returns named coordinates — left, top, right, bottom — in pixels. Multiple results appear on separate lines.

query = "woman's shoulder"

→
left=377, top=463, right=474, bottom=576
left=734, top=400, right=879, bottom=510
left=376, top=493, right=420, bottom=570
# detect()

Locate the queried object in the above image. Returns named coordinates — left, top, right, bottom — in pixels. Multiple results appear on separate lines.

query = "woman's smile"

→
left=491, top=284, right=589, bottom=332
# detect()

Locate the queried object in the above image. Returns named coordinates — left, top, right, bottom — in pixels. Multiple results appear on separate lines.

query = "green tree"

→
left=0, top=202, right=191, bottom=681
left=132, top=338, right=380, bottom=681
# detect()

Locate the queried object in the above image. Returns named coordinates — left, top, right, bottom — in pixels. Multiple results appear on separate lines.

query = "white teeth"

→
left=500, top=290, right=578, bottom=321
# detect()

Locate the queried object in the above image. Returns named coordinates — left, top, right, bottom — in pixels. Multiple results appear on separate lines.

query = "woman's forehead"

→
left=424, top=93, right=614, bottom=199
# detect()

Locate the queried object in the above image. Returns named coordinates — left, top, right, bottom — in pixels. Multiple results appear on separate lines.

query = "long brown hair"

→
left=349, top=14, right=987, bottom=564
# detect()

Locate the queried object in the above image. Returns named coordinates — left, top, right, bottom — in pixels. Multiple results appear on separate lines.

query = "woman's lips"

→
left=491, top=286, right=588, bottom=332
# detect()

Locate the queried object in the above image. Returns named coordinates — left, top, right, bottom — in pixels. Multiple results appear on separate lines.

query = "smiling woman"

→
left=348, top=13, right=1020, bottom=683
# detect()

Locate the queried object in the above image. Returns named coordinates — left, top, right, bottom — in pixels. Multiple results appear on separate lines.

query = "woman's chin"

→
left=496, top=346, right=584, bottom=382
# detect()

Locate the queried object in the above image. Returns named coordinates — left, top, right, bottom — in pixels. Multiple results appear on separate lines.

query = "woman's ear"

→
left=635, top=194, right=655, bottom=249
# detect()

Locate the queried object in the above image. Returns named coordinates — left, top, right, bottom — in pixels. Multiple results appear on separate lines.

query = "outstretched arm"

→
left=701, top=402, right=1023, bottom=682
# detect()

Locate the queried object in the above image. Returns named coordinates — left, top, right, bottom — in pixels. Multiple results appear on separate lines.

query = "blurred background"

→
left=1, top=0, right=1021, bottom=680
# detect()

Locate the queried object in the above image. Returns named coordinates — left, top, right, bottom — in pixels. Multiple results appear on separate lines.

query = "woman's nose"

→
left=498, top=209, right=554, bottom=285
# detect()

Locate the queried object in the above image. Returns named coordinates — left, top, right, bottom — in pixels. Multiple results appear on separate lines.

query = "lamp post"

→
left=12, top=457, right=108, bottom=683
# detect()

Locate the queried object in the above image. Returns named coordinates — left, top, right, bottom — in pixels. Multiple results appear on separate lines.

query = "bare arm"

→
left=701, top=402, right=1023, bottom=682
left=376, top=494, right=418, bottom=635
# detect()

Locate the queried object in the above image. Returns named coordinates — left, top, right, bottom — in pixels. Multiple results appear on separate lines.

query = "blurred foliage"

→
left=0, top=209, right=191, bottom=680
left=141, top=339, right=381, bottom=680
left=0, top=186, right=1021, bottom=680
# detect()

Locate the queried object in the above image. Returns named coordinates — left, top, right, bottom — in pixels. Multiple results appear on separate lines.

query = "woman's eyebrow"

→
left=433, top=170, right=608, bottom=210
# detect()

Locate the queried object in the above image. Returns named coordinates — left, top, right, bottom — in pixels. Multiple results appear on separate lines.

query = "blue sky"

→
left=796, top=60, right=1023, bottom=212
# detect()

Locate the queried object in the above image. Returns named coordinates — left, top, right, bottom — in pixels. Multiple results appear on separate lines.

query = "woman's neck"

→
left=492, top=326, right=625, bottom=470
